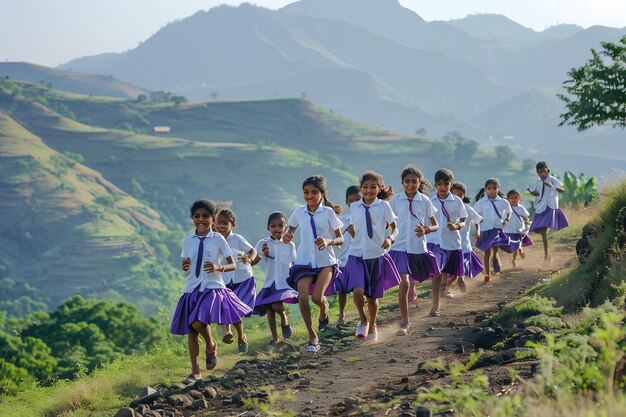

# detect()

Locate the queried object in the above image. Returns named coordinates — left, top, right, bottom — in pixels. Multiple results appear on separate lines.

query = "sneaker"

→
left=429, top=309, right=441, bottom=317
left=444, top=288, right=454, bottom=298
left=355, top=323, right=368, bottom=339
left=397, top=322, right=411, bottom=336
left=367, top=327, right=378, bottom=342
left=319, top=316, right=330, bottom=332
left=281, top=323, right=292, bottom=339
left=306, top=340, right=319, bottom=352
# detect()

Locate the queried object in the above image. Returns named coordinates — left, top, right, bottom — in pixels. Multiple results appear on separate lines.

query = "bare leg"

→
left=483, top=249, right=491, bottom=280
left=232, top=321, right=245, bottom=344
left=398, top=274, right=410, bottom=324
left=297, top=276, right=317, bottom=343
left=311, top=267, right=333, bottom=322
left=431, top=274, right=442, bottom=312
left=493, top=247, right=501, bottom=273
left=338, top=292, right=347, bottom=324
left=191, top=320, right=215, bottom=354
left=512, top=250, right=518, bottom=267
left=271, top=302, right=289, bottom=327
left=539, top=228, right=549, bottom=259
left=266, top=310, right=279, bottom=343
left=366, top=296, right=378, bottom=334
left=187, top=331, right=202, bottom=377
left=408, top=282, right=417, bottom=303
left=353, top=287, right=368, bottom=325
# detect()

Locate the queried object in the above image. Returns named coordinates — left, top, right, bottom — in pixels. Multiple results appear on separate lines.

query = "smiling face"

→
left=215, top=215, right=233, bottom=238
left=435, top=179, right=451, bottom=198
left=402, top=174, right=420, bottom=197
left=303, top=184, right=323, bottom=210
left=486, top=183, right=499, bottom=199
left=537, top=167, right=549, bottom=180
left=508, top=194, right=521, bottom=207
left=268, top=219, right=287, bottom=240
left=360, top=179, right=381, bottom=204
left=192, top=209, right=213, bottom=235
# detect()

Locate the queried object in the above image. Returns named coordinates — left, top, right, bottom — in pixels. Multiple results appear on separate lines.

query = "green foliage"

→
left=492, top=295, right=564, bottom=327
left=561, top=171, right=598, bottom=207
left=241, top=386, right=295, bottom=417
left=171, top=96, right=187, bottom=107
left=495, top=145, right=516, bottom=164
left=559, top=35, right=626, bottom=131
left=0, top=277, right=49, bottom=318
left=63, top=150, right=84, bottom=164
left=524, top=314, right=566, bottom=330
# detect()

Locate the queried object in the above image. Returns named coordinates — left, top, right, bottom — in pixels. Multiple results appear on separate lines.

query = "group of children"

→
left=170, top=161, right=569, bottom=383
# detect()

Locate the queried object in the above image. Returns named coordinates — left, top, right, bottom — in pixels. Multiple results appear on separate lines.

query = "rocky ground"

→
left=116, top=244, right=576, bottom=417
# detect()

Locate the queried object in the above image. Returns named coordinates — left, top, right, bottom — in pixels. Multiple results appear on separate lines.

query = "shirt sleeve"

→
left=290, top=242, right=297, bottom=263
left=388, top=196, right=397, bottom=215
left=503, top=200, right=512, bottom=216
left=328, top=209, right=343, bottom=231
left=383, top=201, right=397, bottom=224
left=349, top=203, right=357, bottom=226
left=551, top=176, right=563, bottom=189
left=468, top=206, right=483, bottom=225
left=473, top=200, right=483, bottom=215
left=424, top=197, right=435, bottom=217
left=457, top=199, right=469, bottom=219
left=218, top=235, right=233, bottom=259
left=237, top=235, right=254, bottom=253
left=254, top=239, right=265, bottom=257
left=287, top=208, right=300, bottom=228
left=520, top=205, right=530, bottom=217
left=180, top=238, right=189, bottom=258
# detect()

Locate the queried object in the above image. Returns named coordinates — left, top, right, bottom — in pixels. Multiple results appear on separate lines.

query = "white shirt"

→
left=349, top=198, right=397, bottom=260
left=429, top=193, right=468, bottom=250
left=254, top=236, right=296, bottom=290
left=504, top=204, right=530, bottom=234
left=530, top=175, right=562, bottom=213
left=460, top=204, right=483, bottom=254
left=336, top=213, right=353, bottom=267
left=474, top=195, right=512, bottom=232
left=389, top=191, right=436, bottom=254
left=221, top=232, right=254, bottom=284
left=288, top=204, right=343, bottom=268
left=180, top=231, right=232, bottom=293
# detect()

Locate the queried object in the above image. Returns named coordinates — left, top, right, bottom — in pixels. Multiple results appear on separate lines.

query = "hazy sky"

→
left=2, top=0, right=625, bottom=67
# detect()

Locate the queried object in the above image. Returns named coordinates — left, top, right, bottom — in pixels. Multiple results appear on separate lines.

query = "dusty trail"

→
left=204, top=243, right=576, bottom=417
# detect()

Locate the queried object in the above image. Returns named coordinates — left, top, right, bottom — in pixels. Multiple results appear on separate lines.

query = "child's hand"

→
left=204, top=261, right=221, bottom=273
left=415, top=225, right=427, bottom=237
left=261, top=243, right=271, bottom=257
left=282, top=231, right=294, bottom=244
left=381, top=237, right=392, bottom=250
left=447, top=221, right=457, bottom=231
left=182, top=257, right=191, bottom=272
left=314, top=237, right=329, bottom=250
left=474, top=233, right=480, bottom=240
left=237, top=253, right=248, bottom=264
left=543, top=181, right=552, bottom=188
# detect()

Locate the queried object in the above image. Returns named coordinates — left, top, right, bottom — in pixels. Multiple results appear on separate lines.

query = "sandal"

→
left=238, top=335, right=249, bottom=353
left=429, top=309, right=441, bottom=317
left=182, top=373, right=202, bottom=385
left=205, top=342, right=218, bottom=371
left=319, top=316, right=330, bottom=332
left=222, top=332, right=234, bottom=344
left=281, top=323, right=293, bottom=339
left=306, top=340, right=319, bottom=352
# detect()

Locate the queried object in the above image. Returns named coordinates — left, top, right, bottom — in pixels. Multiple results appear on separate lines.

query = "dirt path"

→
left=198, top=243, right=576, bottom=417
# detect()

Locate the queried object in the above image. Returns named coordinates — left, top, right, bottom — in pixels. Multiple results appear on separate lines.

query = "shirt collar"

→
left=225, top=231, right=235, bottom=240
left=401, top=191, right=422, bottom=201
left=305, top=204, right=325, bottom=214
left=194, top=231, right=214, bottom=239
left=435, top=192, right=454, bottom=201
left=359, top=197, right=381, bottom=207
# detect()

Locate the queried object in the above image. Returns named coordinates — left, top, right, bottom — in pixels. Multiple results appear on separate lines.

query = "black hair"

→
left=345, top=185, right=361, bottom=204
left=506, top=189, right=523, bottom=201
left=360, top=170, right=393, bottom=200
left=451, top=182, right=471, bottom=204
left=267, top=211, right=287, bottom=229
left=217, top=208, right=236, bottom=224
left=536, top=161, right=549, bottom=172
left=303, top=175, right=341, bottom=213
left=401, top=164, right=432, bottom=194
left=475, top=178, right=505, bottom=201
left=190, top=199, right=217, bottom=217
left=434, top=168, right=454, bottom=184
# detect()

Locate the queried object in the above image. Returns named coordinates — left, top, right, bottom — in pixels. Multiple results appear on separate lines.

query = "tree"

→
left=495, top=145, right=516, bottom=164
left=558, top=35, right=626, bottom=131
left=136, top=94, right=148, bottom=103
left=171, top=95, right=187, bottom=107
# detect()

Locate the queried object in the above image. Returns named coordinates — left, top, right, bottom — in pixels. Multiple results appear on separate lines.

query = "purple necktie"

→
left=308, top=211, right=317, bottom=239
left=438, top=199, right=451, bottom=222
left=408, top=198, right=424, bottom=226
left=489, top=200, right=502, bottom=219
left=195, top=236, right=206, bottom=278
left=539, top=182, right=546, bottom=201
left=364, top=205, right=374, bottom=239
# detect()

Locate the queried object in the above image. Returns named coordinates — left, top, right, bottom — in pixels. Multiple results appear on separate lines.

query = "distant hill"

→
left=0, top=62, right=148, bottom=99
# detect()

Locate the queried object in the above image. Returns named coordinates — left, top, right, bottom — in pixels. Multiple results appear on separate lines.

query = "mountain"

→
left=0, top=62, right=148, bottom=99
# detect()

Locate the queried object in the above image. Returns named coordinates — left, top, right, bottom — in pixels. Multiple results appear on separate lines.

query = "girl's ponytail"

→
left=475, top=188, right=486, bottom=201
left=323, top=196, right=342, bottom=214
left=377, top=185, right=394, bottom=201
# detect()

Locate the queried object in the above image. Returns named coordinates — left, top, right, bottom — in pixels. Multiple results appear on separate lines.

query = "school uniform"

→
left=222, top=232, right=257, bottom=314
left=334, top=212, right=353, bottom=293
left=253, top=236, right=299, bottom=315
left=428, top=193, right=468, bottom=278
left=460, top=204, right=484, bottom=278
left=528, top=175, right=569, bottom=232
left=342, top=198, right=401, bottom=299
left=502, top=204, right=534, bottom=253
left=170, top=232, right=252, bottom=335
left=388, top=192, right=440, bottom=283
left=286, top=205, right=343, bottom=296
left=474, top=195, right=512, bottom=252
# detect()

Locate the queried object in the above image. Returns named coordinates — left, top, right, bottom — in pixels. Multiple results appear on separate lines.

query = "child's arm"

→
left=474, top=223, right=481, bottom=240
left=382, top=221, right=398, bottom=249
left=448, top=217, right=466, bottom=231
left=282, top=226, right=297, bottom=244
left=205, top=255, right=236, bottom=273
left=346, top=224, right=355, bottom=238
left=315, top=228, right=344, bottom=250
left=239, top=247, right=258, bottom=265
left=416, top=215, right=438, bottom=237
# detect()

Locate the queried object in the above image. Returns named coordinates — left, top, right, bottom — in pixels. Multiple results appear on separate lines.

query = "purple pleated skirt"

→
left=388, top=250, right=440, bottom=283
left=287, top=264, right=340, bottom=297
left=343, top=254, right=401, bottom=299
left=475, top=228, right=510, bottom=251
left=501, top=233, right=534, bottom=254
left=334, top=266, right=349, bottom=293
left=463, top=251, right=484, bottom=278
left=427, top=243, right=465, bottom=278
left=170, top=285, right=252, bottom=335
left=253, top=282, right=299, bottom=316
left=226, top=276, right=257, bottom=317
left=529, top=208, right=569, bottom=232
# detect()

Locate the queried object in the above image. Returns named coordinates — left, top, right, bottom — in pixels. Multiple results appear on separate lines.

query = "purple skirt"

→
left=287, top=264, right=340, bottom=297
left=501, top=233, right=534, bottom=254
left=226, top=276, right=256, bottom=316
left=334, top=266, right=350, bottom=293
left=388, top=250, right=440, bottom=283
left=428, top=243, right=465, bottom=278
left=170, top=286, right=253, bottom=335
left=463, top=251, right=484, bottom=278
left=475, top=228, right=510, bottom=251
left=253, top=282, right=299, bottom=316
left=343, top=254, right=401, bottom=299
left=529, top=208, right=569, bottom=232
